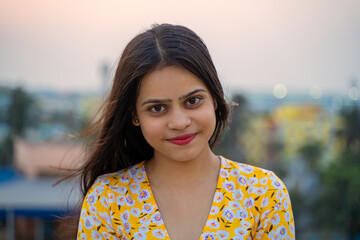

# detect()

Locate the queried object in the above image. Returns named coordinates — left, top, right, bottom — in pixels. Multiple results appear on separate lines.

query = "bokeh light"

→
left=331, top=96, right=343, bottom=111
left=348, top=86, right=359, bottom=100
left=309, top=85, right=322, bottom=99
left=272, top=84, right=287, bottom=99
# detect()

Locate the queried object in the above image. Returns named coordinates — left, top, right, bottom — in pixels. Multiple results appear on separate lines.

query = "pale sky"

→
left=0, top=0, right=359, bottom=95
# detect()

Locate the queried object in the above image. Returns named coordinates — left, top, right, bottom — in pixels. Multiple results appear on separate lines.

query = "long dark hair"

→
left=58, top=23, right=230, bottom=239
left=82, top=22, right=229, bottom=199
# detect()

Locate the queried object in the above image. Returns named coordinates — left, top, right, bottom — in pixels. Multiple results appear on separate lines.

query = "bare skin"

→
left=145, top=153, right=220, bottom=240
left=135, top=66, right=222, bottom=239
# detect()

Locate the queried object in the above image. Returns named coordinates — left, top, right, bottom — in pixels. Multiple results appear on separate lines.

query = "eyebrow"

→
left=141, top=88, right=207, bottom=106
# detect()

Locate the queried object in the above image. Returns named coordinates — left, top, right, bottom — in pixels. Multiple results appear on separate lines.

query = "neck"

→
left=145, top=150, right=220, bottom=188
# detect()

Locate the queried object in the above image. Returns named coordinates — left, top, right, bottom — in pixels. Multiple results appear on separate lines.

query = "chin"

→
left=167, top=146, right=211, bottom=163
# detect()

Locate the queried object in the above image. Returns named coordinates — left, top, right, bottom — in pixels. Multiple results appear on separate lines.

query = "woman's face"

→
left=134, top=65, right=217, bottom=163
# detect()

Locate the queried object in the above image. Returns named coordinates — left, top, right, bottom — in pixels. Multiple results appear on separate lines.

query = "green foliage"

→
left=298, top=141, right=323, bottom=171
left=341, top=105, right=360, bottom=148
left=7, top=87, right=33, bottom=136
left=315, top=104, right=360, bottom=236
left=214, top=94, right=249, bottom=161
left=0, top=87, right=35, bottom=165
left=316, top=148, right=360, bottom=232
left=0, top=134, right=13, bottom=165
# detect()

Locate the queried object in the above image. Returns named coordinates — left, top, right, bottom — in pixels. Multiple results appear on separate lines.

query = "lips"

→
left=167, top=133, right=197, bottom=146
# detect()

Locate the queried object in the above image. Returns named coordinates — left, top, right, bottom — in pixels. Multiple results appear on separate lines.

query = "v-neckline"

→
left=141, top=156, right=225, bottom=240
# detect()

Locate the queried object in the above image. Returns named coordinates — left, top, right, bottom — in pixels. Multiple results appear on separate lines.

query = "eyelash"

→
left=148, top=96, right=203, bottom=113
left=149, top=105, right=166, bottom=113
left=186, top=96, right=203, bottom=107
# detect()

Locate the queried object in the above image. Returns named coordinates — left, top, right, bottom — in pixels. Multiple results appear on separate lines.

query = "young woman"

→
left=76, top=24, right=295, bottom=240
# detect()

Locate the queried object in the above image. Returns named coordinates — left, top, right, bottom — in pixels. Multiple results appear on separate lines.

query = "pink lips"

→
left=168, top=133, right=197, bottom=146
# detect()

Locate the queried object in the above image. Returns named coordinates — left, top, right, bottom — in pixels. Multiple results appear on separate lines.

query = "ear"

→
left=132, top=112, right=140, bottom=126
left=212, top=98, right=218, bottom=110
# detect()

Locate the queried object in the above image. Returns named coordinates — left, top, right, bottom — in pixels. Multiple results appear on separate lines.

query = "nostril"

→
left=168, top=116, right=191, bottom=130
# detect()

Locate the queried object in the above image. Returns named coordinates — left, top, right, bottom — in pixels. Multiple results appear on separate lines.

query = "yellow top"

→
left=77, top=156, right=295, bottom=239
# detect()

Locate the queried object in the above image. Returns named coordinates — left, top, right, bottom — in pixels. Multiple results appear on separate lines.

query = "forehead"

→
left=137, top=65, right=210, bottom=101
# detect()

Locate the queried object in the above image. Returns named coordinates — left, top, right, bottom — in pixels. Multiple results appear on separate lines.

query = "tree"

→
left=341, top=105, right=360, bottom=148
left=315, top=104, right=360, bottom=237
left=0, top=87, right=34, bottom=165
left=298, top=141, right=323, bottom=171
left=214, top=94, right=249, bottom=161
left=0, top=134, right=13, bottom=165
left=7, top=87, right=33, bottom=136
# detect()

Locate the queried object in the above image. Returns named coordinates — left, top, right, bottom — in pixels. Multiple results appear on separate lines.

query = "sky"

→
left=0, top=0, right=360, bottom=96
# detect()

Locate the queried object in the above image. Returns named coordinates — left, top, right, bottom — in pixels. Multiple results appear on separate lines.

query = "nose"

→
left=167, top=107, right=191, bottom=130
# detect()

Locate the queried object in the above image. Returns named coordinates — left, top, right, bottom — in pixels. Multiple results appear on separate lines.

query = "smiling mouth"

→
left=167, top=133, right=197, bottom=146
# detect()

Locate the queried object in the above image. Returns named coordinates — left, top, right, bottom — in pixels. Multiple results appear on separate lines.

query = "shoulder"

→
left=220, top=156, right=287, bottom=190
left=221, top=156, right=272, bottom=178
left=218, top=158, right=295, bottom=237
left=90, top=161, right=147, bottom=192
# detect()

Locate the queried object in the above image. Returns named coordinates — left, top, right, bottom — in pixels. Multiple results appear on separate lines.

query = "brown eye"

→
left=186, top=97, right=202, bottom=106
left=150, top=105, right=166, bottom=113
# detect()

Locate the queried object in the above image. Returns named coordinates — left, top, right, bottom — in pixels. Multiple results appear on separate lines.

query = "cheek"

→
left=208, top=113, right=217, bottom=134
left=139, top=118, right=164, bottom=143
left=197, top=106, right=217, bottom=133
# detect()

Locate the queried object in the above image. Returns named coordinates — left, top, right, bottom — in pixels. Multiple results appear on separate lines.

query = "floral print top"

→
left=77, top=156, right=295, bottom=240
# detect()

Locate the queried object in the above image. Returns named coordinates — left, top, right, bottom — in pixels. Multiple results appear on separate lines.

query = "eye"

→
left=186, top=97, right=202, bottom=106
left=149, top=105, right=166, bottom=113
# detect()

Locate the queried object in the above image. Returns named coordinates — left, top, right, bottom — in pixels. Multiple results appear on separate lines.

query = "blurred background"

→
left=1, top=0, right=360, bottom=239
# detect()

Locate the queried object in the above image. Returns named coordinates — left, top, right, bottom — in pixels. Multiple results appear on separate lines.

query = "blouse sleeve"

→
left=77, top=178, right=120, bottom=240
left=254, top=171, right=295, bottom=239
